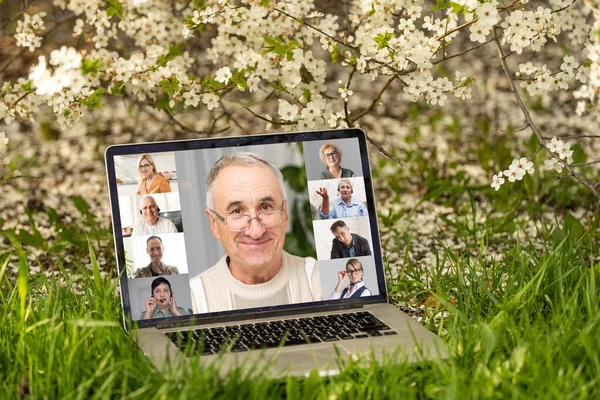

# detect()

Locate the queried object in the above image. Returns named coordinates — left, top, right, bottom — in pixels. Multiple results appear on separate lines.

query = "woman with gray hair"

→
left=319, top=142, right=356, bottom=179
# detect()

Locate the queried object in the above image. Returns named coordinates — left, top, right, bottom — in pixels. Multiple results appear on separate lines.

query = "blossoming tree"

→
left=1, top=0, right=599, bottom=198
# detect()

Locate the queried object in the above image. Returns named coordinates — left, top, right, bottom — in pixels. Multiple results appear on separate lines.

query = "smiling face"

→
left=205, top=164, right=288, bottom=283
left=146, top=238, right=164, bottom=264
left=338, top=181, right=353, bottom=201
left=152, top=282, right=171, bottom=309
left=323, top=146, right=340, bottom=169
left=140, top=196, right=159, bottom=225
left=139, top=157, right=155, bottom=179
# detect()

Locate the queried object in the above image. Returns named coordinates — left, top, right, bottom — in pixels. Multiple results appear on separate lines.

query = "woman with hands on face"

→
left=141, top=277, right=189, bottom=319
left=329, top=259, right=372, bottom=299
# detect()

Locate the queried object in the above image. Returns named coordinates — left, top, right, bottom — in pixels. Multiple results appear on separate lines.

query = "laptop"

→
left=105, top=128, right=445, bottom=378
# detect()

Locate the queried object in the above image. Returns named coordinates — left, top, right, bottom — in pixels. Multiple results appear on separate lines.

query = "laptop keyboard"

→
left=165, top=311, right=397, bottom=356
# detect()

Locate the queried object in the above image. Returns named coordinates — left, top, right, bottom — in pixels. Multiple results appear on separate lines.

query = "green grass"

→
left=1, top=206, right=599, bottom=399
left=2, top=139, right=600, bottom=398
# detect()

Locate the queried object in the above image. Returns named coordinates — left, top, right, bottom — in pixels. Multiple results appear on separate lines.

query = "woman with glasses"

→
left=136, top=154, right=172, bottom=195
left=318, top=142, right=356, bottom=179
left=329, top=258, right=371, bottom=299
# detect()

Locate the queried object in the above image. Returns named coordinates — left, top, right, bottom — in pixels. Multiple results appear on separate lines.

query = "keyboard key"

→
left=165, top=312, right=390, bottom=355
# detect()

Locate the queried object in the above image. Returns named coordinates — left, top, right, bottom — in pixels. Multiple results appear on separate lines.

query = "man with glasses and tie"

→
left=329, top=259, right=372, bottom=299
left=189, top=153, right=322, bottom=313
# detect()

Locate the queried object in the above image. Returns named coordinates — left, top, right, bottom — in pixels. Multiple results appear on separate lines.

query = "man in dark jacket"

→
left=329, top=220, right=372, bottom=259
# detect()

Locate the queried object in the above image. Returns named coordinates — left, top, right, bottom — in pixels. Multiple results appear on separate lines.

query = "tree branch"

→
left=493, top=35, right=600, bottom=199
left=164, top=110, right=230, bottom=136
left=243, top=106, right=296, bottom=126
left=365, top=134, right=406, bottom=168
left=352, top=75, right=397, bottom=123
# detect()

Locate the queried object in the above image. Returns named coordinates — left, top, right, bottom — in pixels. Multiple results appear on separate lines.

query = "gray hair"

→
left=205, top=152, right=288, bottom=210
left=319, top=142, right=343, bottom=164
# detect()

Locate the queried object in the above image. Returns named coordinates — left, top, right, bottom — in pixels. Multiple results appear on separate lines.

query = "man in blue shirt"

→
left=317, top=179, right=367, bottom=219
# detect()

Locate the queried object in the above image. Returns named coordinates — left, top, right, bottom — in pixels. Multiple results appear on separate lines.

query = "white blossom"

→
left=278, top=99, right=299, bottom=121
left=544, top=158, right=564, bottom=173
left=202, top=93, right=219, bottom=110
left=491, top=171, right=505, bottom=191
left=215, top=67, right=232, bottom=84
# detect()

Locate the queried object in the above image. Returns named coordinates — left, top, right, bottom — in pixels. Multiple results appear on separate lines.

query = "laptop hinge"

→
left=153, top=302, right=368, bottom=330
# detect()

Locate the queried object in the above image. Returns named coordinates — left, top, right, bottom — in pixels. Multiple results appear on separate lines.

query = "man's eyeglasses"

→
left=346, top=269, right=362, bottom=275
left=324, top=151, right=338, bottom=159
left=211, top=201, right=286, bottom=232
left=139, top=163, right=153, bottom=169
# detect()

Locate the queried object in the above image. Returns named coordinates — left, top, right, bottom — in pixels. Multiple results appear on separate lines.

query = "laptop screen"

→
left=105, top=128, right=387, bottom=327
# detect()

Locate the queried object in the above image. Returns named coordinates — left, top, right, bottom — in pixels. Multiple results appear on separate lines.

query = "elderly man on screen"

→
left=317, top=179, right=367, bottom=219
left=132, top=195, right=178, bottom=236
left=189, top=153, right=322, bottom=313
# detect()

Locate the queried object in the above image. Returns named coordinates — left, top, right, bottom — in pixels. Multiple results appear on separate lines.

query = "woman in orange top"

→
left=136, top=154, right=172, bottom=195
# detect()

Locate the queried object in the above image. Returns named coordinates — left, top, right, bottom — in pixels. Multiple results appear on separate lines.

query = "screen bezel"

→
left=104, top=128, right=388, bottom=331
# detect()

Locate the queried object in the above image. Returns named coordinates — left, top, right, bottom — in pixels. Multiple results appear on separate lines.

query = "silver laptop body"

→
left=105, top=128, right=445, bottom=378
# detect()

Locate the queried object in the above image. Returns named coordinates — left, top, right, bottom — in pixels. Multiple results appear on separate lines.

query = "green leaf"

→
left=564, top=213, right=585, bottom=241
left=81, top=88, right=105, bottom=110
left=20, top=80, right=33, bottom=91
left=110, top=82, right=126, bottom=95
left=302, top=88, right=312, bottom=103
left=106, top=0, right=124, bottom=19
left=82, top=58, right=103, bottom=76
left=374, top=32, right=394, bottom=50
left=72, top=195, right=91, bottom=216
left=269, top=79, right=286, bottom=94
left=156, top=95, right=173, bottom=112
left=478, top=322, right=496, bottom=362
left=158, top=77, right=180, bottom=96
left=330, top=44, right=340, bottom=64
left=571, top=143, right=586, bottom=164
left=158, top=44, right=183, bottom=67
left=449, top=1, right=465, bottom=13
left=280, top=165, right=306, bottom=192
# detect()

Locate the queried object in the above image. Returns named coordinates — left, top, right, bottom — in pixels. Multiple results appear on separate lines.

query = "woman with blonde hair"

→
left=319, top=142, right=355, bottom=179
left=329, top=258, right=372, bottom=299
left=136, top=154, right=172, bottom=195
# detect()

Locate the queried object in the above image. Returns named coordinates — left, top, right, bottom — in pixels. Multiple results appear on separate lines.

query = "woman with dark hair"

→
left=318, top=142, right=355, bottom=179
left=329, top=259, right=372, bottom=299
left=136, top=153, right=172, bottom=195
left=141, top=277, right=189, bottom=319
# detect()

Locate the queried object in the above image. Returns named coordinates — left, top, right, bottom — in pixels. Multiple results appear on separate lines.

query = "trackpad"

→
left=271, top=345, right=352, bottom=376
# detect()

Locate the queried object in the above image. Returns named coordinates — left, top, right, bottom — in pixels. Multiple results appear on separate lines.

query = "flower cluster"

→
left=544, top=136, right=574, bottom=173
left=29, top=46, right=86, bottom=96
left=574, top=18, right=600, bottom=121
left=501, top=7, right=558, bottom=54
left=517, top=55, right=588, bottom=97
left=491, top=158, right=534, bottom=191
left=468, top=1, right=501, bottom=43
left=14, top=12, right=46, bottom=52
left=0, top=0, right=599, bottom=198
